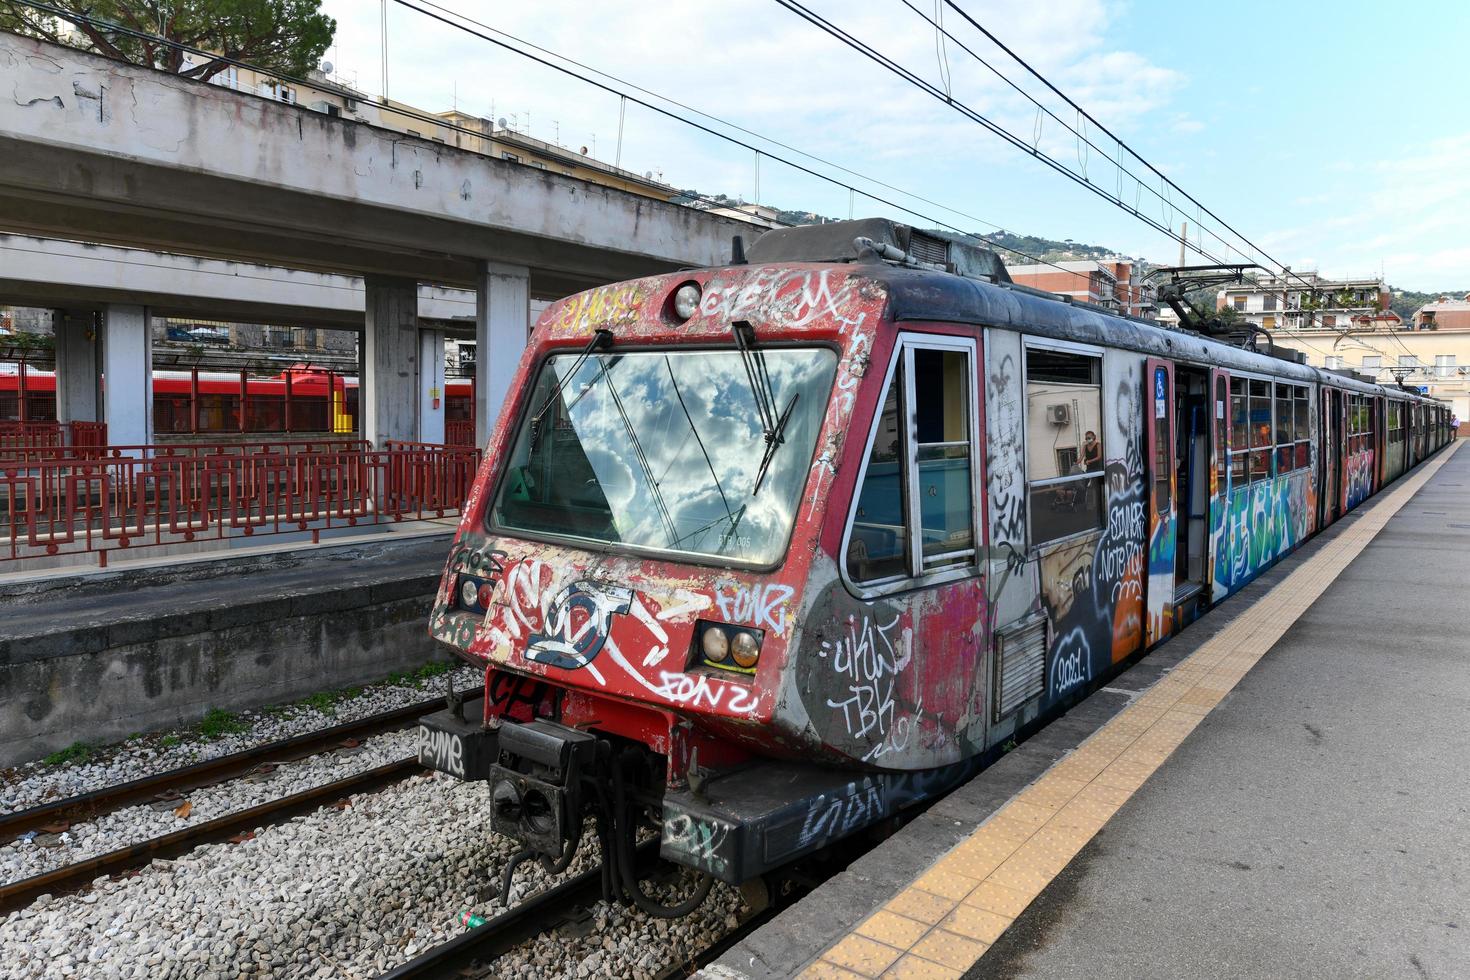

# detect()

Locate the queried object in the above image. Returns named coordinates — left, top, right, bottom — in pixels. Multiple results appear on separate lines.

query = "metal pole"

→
left=239, top=369, right=248, bottom=434
left=381, top=0, right=389, bottom=101
left=17, top=354, right=27, bottom=422
left=615, top=96, right=625, bottom=169
left=190, top=366, right=200, bottom=433
left=284, top=368, right=294, bottom=434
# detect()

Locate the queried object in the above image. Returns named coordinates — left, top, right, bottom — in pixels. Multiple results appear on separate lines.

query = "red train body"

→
left=415, top=220, right=1451, bottom=898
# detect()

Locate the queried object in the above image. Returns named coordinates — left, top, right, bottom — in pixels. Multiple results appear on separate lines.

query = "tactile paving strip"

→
left=800, top=443, right=1460, bottom=980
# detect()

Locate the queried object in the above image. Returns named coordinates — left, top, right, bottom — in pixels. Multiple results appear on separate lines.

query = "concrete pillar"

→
left=101, top=304, right=152, bottom=448
left=53, top=310, right=99, bottom=423
left=475, top=261, right=530, bottom=448
left=362, top=275, right=419, bottom=447
left=418, top=328, right=446, bottom=444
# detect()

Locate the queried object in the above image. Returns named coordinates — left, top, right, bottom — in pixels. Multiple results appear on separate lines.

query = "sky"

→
left=317, top=0, right=1470, bottom=292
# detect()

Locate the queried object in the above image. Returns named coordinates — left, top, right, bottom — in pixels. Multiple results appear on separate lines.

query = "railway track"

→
left=0, top=692, right=475, bottom=916
left=1, top=692, right=467, bottom=844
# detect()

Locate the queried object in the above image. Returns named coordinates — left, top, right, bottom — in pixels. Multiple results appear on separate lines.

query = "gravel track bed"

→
left=0, top=772, right=745, bottom=979
left=1, top=729, right=417, bottom=887
left=0, top=665, right=480, bottom=815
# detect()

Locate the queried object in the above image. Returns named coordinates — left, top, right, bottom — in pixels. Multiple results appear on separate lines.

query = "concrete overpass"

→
left=0, top=32, right=759, bottom=445
left=0, top=234, right=484, bottom=329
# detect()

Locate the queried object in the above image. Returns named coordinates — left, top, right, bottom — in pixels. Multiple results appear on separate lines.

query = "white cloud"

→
left=318, top=0, right=1187, bottom=233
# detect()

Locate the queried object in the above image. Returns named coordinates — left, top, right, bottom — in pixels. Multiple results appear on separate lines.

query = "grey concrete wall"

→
left=0, top=536, right=453, bottom=766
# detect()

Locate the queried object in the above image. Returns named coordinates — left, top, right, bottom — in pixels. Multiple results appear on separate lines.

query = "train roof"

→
left=745, top=219, right=1442, bottom=406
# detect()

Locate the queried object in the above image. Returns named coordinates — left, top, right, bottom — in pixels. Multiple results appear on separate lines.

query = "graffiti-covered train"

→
left=414, top=219, right=1452, bottom=913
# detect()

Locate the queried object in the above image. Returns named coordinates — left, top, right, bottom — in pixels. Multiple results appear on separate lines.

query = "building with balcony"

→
left=1005, top=259, right=1154, bottom=318
left=1218, top=272, right=1394, bottom=333
left=1281, top=325, right=1468, bottom=431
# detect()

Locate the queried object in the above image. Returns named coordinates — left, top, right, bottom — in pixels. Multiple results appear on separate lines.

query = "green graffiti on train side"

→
left=1211, top=470, right=1316, bottom=599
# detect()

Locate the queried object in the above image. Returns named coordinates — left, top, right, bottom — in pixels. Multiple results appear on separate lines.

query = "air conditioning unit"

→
left=1047, top=404, right=1071, bottom=425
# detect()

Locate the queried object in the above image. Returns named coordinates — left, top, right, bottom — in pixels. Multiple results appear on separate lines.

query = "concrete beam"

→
left=101, top=304, right=151, bottom=447
left=0, top=33, right=759, bottom=288
left=0, top=234, right=527, bottom=330
left=362, top=277, right=419, bottom=447
left=476, top=262, right=530, bottom=448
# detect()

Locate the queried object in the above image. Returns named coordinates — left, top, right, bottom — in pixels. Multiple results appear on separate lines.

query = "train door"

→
left=1321, top=388, right=1341, bottom=526
left=1172, top=364, right=1210, bottom=623
left=1144, top=358, right=1176, bottom=646
left=1208, top=368, right=1231, bottom=600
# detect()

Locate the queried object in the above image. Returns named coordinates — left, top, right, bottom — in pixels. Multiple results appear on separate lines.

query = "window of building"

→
left=1362, top=355, right=1381, bottom=370
left=846, top=337, right=978, bottom=588
left=1399, top=355, right=1419, bottom=368
left=1325, top=355, right=1343, bottom=370
left=1264, top=294, right=1278, bottom=311
left=1322, top=314, right=1337, bottom=328
left=278, top=86, right=296, bottom=104
left=1232, top=295, right=1246, bottom=311
left=1024, top=347, right=1104, bottom=547
left=1262, top=315, right=1276, bottom=330
left=1436, top=354, right=1456, bottom=377
left=502, top=152, right=521, bottom=162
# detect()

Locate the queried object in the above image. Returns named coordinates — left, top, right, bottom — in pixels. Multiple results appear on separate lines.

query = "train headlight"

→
left=457, top=575, right=494, bottom=612
left=700, top=624, right=730, bottom=660
left=694, top=620, right=762, bottom=673
left=672, top=281, right=701, bottom=321
left=730, top=631, right=760, bottom=668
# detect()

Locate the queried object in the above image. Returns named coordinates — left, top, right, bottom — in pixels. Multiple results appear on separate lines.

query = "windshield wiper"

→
left=732, top=321, right=797, bottom=496
left=529, top=329, right=613, bottom=448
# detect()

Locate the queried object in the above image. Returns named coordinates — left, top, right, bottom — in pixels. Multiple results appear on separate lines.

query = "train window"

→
left=849, top=362, right=909, bottom=582
left=914, top=348, right=974, bottom=570
left=1248, top=379, right=1272, bottom=482
left=1024, top=348, right=1104, bottom=547
left=1275, top=385, right=1293, bottom=473
left=1229, top=378, right=1248, bottom=486
left=845, top=337, right=978, bottom=588
left=493, top=346, right=839, bottom=566
left=1294, top=387, right=1310, bottom=469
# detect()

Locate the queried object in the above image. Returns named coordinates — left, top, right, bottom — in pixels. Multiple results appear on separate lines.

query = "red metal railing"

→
left=445, top=419, right=477, bottom=447
left=1, top=439, right=480, bottom=567
left=0, top=421, right=109, bottom=459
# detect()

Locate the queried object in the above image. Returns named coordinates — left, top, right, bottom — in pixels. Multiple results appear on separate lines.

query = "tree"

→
left=0, top=1, right=335, bottom=82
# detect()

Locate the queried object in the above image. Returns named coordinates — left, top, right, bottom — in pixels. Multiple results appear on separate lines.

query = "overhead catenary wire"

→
left=768, top=0, right=1233, bottom=268
left=935, top=0, right=1326, bottom=295
left=386, top=0, right=1079, bottom=273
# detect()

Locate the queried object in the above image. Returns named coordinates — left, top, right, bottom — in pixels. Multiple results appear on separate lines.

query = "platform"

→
left=706, top=442, right=1466, bottom=980
left=1, top=529, right=454, bottom=766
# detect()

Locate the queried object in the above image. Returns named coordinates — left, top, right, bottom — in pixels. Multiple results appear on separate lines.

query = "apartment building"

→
left=1218, top=272, right=1394, bottom=333
left=1006, top=259, right=1154, bottom=318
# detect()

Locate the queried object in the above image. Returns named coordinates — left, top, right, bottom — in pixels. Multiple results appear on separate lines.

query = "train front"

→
left=416, top=258, right=888, bottom=895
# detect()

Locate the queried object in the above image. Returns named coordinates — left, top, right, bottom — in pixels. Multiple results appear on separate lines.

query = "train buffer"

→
left=706, top=441, right=1468, bottom=980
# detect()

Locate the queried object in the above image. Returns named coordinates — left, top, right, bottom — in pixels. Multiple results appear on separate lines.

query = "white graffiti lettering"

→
left=714, top=583, right=795, bottom=637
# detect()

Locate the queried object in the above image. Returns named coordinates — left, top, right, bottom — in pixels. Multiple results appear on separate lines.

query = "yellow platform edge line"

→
left=801, top=443, right=1459, bottom=980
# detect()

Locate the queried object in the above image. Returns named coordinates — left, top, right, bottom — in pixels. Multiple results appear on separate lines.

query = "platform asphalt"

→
left=972, top=442, right=1469, bottom=980
left=707, top=442, right=1462, bottom=980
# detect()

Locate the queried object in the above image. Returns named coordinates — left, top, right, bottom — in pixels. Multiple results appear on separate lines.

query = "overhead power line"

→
left=387, top=0, right=1079, bottom=273
left=769, top=0, right=1236, bottom=269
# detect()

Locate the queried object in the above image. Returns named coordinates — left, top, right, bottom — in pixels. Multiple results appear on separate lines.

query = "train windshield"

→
left=491, top=347, right=837, bottom=564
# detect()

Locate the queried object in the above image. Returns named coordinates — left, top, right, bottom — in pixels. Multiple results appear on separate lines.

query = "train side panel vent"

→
left=994, top=616, right=1047, bottom=721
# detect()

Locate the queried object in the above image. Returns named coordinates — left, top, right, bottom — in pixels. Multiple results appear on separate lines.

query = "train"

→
left=0, top=364, right=477, bottom=439
left=413, top=219, right=1453, bottom=913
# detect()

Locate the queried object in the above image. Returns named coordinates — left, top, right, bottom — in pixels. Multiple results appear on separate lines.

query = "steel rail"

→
left=0, top=758, right=421, bottom=916
left=0, top=691, right=474, bottom=844
left=377, top=840, right=661, bottom=980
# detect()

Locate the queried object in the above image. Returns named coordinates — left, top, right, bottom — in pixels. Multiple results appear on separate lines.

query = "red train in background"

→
left=0, top=363, right=477, bottom=441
